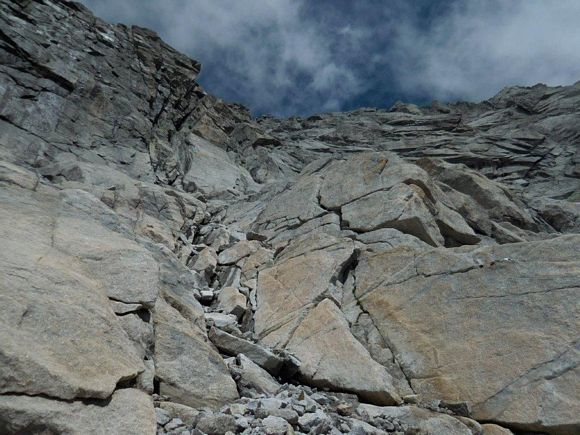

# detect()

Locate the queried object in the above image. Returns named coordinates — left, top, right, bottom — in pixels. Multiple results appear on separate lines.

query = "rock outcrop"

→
left=0, top=1, right=578, bottom=434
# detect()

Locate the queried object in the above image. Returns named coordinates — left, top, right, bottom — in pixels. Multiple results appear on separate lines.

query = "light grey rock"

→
left=196, top=413, right=237, bottom=435
left=0, top=389, right=156, bottom=435
left=1, top=1, right=579, bottom=434
left=165, top=418, right=185, bottom=432
left=261, top=415, right=291, bottom=435
left=230, top=354, right=281, bottom=396
left=157, top=402, right=202, bottom=427
left=218, top=240, right=261, bottom=265
left=205, top=312, right=239, bottom=330
left=154, top=299, right=239, bottom=409
left=209, top=327, right=284, bottom=375
left=156, top=408, right=172, bottom=426
left=286, top=299, right=401, bottom=406
left=353, top=236, right=580, bottom=433
left=358, top=404, right=473, bottom=435
left=236, top=416, right=251, bottom=430
left=191, top=247, right=218, bottom=276
left=298, top=410, right=331, bottom=432
left=342, top=182, right=447, bottom=246
left=182, top=135, right=258, bottom=198
left=217, top=286, right=248, bottom=319
left=0, top=186, right=144, bottom=401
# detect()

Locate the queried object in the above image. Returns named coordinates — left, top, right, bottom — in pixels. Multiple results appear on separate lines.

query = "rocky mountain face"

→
left=0, top=1, right=578, bottom=434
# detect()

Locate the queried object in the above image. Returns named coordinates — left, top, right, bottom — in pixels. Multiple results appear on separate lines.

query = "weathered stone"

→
left=262, top=415, right=291, bottom=435
left=298, top=410, right=331, bottom=432
left=0, top=186, right=144, bottom=400
left=482, top=423, right=514, bottom=435
left=343, top=182, right=446, bottom=246
left=157, top=402, right=202, bottom=427
left=196, top=413, right=237, bottom=435
left=0, top=389, right=155, bottom=435
left=255, top=239, right=354, bottom=346
left=191, top=247, right=218, bottom=275
left=256, top=405, right=299, bottom=426
left=354, top=236, right=580, bottom=433
left=153, top=299, right=238, bottom=409
left=205, top=312, right=239, bottom=330
left=218, top=240, right=261, bottom=265
left=286, top=299, right=401, bottom=405
left=0, top=160, right=39, bottom=190
left=358, top=404, right=473, bottom=435
left=230, top=354, right=281, bottom=395
left=165, top=417, right=185, bottom=432
left=156, top=408, right=172, bottom=427
left=217, top=286, right=248, bottom=319
left=209, top=327, right=284, bottom=375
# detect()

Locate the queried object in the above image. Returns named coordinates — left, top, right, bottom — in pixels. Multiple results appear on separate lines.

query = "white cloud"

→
left=81, top=0, right=580, bottom=114
left=390, top=0, right=580, bottom=101
left=81, top=0, right=365, bottom=115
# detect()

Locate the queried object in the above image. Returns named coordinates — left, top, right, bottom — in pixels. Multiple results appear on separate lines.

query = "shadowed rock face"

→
left=0, top=1, right=578, bottom=434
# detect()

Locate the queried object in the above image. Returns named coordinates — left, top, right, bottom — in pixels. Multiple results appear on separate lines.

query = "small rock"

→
left=219, top=266, right=242, bottom=288
left=226, top=403, right=248, bottom=416
left=310, top=393, right=330, bottom=405
left=218, top=240, right=260, bottom=265
left=217, top=286, right=247, bottom=319
left=196, top=413, right=236, bottom=435
left=291, top=403, right=305, bottom=416
left=155, top=408, right=172, bottom=426
left=204, top=312, right=238, bottom=329
left=336, top=403, right=353, bottom=416
left=191, top=247, right=218, bottom=276
left=236, top=416, right=251, bottom=430
left=230, top=354, right=281, bottom=396
left=199, top=289, right=214, bottom=304
left=439, top=400, right=472, bottom=417
left=295, top=395, right=318, bottom=413
left=209, top=327, right=284, bottom=375
left=402, top=394, right=419, bottom=404
left=298, top=410, right=330, bottom=432
left=206, top=227, right=232, bottom=251
left=157, top=402, right=202, bottom=427
left=262, top=415, right=290, bottom=435
left=482, top=423, right=515, bottom=434
left=164, top=418, right=185, bottom=432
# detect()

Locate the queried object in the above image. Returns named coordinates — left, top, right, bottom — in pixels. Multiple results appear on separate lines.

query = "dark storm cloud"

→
left=80, top=0, right=580, bottom=116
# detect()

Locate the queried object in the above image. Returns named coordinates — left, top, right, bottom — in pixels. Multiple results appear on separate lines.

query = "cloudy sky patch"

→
left=81, top=0, right=580, bottom=116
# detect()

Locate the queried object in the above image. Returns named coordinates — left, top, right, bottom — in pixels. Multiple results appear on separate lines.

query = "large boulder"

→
left=0, top=184, right=144, bottom=400
left=286, top=299, right=401, bottom=405
left=0, top=389, right=156, bottom=435
left=254, top=236, right=355, bottom=347
left=153, top=299, right=239, bottom=408
left=352, top=236, right=580, bottom=433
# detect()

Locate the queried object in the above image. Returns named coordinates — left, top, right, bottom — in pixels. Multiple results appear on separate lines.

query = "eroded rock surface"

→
left=0, top=0, right=578, bottom=434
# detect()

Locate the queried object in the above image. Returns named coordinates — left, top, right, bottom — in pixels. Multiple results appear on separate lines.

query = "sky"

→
left=80, top=0, right=580, bottom=117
